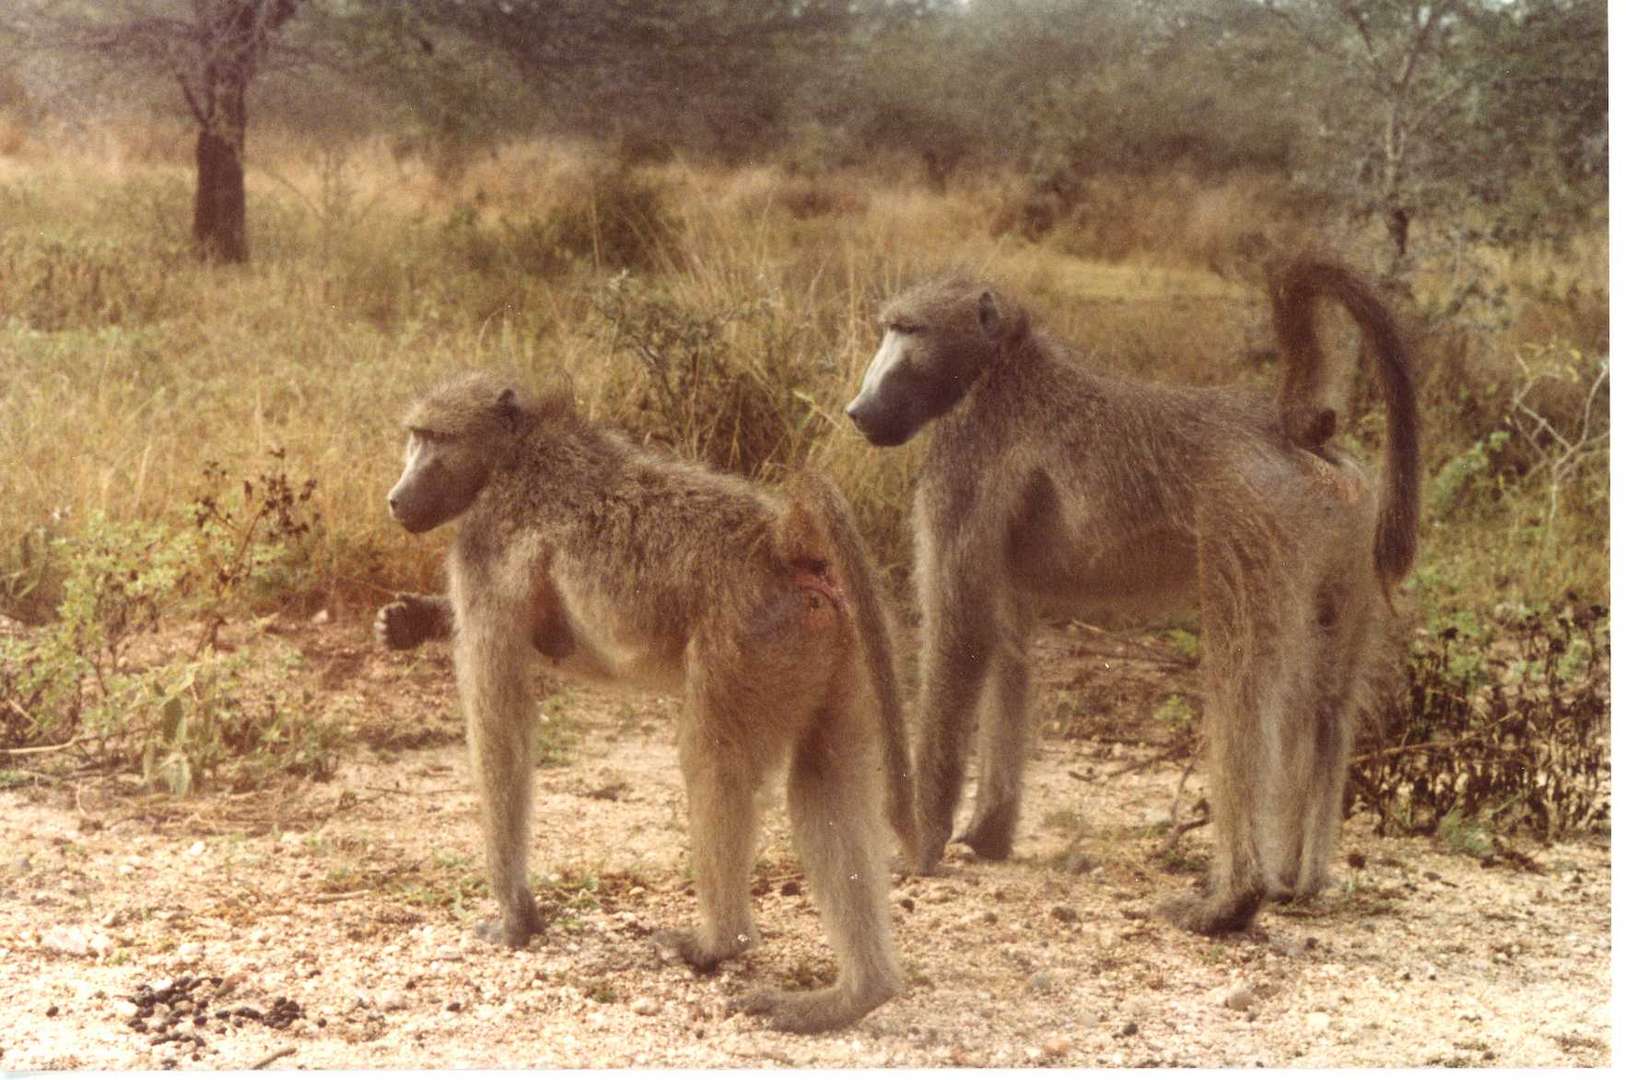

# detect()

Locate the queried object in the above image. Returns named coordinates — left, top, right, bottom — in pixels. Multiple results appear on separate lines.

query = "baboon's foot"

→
left=912, top=816, right=955, bottom=876
left=652, top=927, right=754, bottom=974
left=374, top=598, right=431, bottom=650
left=475, top=894, right=545, bottom=948
left=730, top=980, right=897, bottom=1034
left=1156, top=888, right=1264, bottom=936
left=954, top=805, right=1018, bottom=861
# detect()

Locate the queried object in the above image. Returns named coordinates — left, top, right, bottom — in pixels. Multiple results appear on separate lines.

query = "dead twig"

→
left=1104, top=742, right=1191, bottom=779
left=250, top=1047, right=296, bottom=1070
left=1, top=734, right=82, bottom=757
left=311, top=889, right=369, bottom=904
left=1158, top=760, right=1210, bottom=855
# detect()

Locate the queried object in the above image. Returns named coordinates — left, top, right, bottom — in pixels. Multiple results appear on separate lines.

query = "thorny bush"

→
left=1350, top=598, right=1610, bottom=841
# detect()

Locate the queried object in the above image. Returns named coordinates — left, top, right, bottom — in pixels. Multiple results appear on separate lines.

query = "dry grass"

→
left=0, top=124, right=1608, bottom=622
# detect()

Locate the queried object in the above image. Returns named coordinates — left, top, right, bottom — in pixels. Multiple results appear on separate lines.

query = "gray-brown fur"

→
left=382, top=372, right=912, bottom=1032
left=845, top=259, right=1419, bottom=934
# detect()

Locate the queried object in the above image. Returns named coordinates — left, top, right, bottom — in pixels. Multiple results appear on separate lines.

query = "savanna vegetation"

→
left=0, top=1, right=1608, bottom=841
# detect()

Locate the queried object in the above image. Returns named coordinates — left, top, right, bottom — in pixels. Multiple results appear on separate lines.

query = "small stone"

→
left=980, top=909, right=998, bottom=924
left=152, top=977, right=175, bottom=994
left=898, top=897, right=915, bottom=913
left=378, top=990, right=407, bottom=1012
left=1050, top=905, right=1080, bottom=925
left=779, top=880, right=802, bottom=897
left=1062, top=851, right=1096, bottom=874
left=187, top=841, right=205, bottom=857
left=311, top=609, right=331, bottom=626
left=1028, top=971, right=1054, bottom=993
left=1224, top=986, right=1256, bottom=1012
left=46, top=1005, right=59, bottom=1018
left=436, top=945, right=463, bottom=961
left=1119, top=1020, right=1139, bottom=1037
left=113, top=1000, right=140, bottom=1019
left=631, top=997, right=659, bottom=1016
left=1042, top=1036, right=1071, bottom=1058
left=177, top=942, right=201, bottom=963
left=1306, top=1012, right=1332, bottom=1034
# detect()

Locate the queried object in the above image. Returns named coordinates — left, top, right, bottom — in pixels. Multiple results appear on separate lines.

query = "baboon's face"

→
left=845, top=284, right=1004, bottom=447
left=388, top=377, right=521, bottom=533
left=387, top=429, right=491, bottom=533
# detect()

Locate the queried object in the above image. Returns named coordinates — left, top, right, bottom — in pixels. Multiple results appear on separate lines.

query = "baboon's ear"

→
left=977, top=290, right=1002, bottom=339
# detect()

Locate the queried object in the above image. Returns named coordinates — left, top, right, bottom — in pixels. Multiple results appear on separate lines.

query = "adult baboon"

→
left=845, top=258, right=1419, bottom=935
left=379, top=373, right=916, bottom=1032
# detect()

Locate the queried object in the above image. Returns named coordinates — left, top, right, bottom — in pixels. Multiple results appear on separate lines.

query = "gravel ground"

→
left=0, top=620, right=1610, bottom=1068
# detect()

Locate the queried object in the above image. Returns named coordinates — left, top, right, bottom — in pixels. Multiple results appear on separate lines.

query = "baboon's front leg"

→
left=455, top=616, right=544, bottom=947
left=913, top=589, right=996, bottom=875
left=654, top=706, right=763, bottom=971
left=375, top=593, right=454, bottom=650
left=957, top=606, right=1036, bottom=861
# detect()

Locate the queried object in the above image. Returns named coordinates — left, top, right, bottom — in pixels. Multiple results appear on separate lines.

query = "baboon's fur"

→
left=380, top=372, right=915, bottom=1032
left=845, top=258, right=1419, bottom=934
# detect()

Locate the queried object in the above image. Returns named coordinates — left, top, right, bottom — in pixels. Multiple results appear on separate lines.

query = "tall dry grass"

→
left=0, top=123, right=1609, bottom=624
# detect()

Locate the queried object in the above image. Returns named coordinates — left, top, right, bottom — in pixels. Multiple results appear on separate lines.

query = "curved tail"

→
left=777, top=473, right=919, bottom=865
left=1271, top=258, right=1420, bottom=593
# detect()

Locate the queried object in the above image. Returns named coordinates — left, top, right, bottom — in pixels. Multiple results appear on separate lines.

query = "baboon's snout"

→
left=845, top=394, right=910, bottom=448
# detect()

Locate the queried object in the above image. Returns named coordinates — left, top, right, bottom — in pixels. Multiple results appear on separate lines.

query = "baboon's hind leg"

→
left=1287, top=583, right=1372, bottom=898
left=734, top=696, right=900, bottom=1032
left=956, top=605, right=1035, bottom=861
left=1158, top=535, right=1278, bottom=935
left=654, top=708, right=765, bottom=972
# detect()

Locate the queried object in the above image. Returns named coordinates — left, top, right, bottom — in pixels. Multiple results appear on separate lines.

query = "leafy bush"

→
left=0, top=454, right=337, bottom=794
left=1349, top=599, right=1609, bottom=840
left=440, top=163, right=676, bottom=277
left=589, top=273, right=826, bottom=480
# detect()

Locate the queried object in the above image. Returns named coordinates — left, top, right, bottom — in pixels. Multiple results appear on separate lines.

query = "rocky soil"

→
left=0, top=620, right=1610, bottom=1068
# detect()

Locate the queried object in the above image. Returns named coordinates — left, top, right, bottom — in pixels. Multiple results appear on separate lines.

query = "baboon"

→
left=845, top=258, right=1419, bottom=935
left=379, top=373, right=916, bottom=1033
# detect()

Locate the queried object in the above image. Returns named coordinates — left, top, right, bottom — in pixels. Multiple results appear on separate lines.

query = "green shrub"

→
left=0, top=454, right=337, bottom=794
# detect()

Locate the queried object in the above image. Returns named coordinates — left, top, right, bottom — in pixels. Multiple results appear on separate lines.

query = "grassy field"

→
left=0, top=121, right=1609, bottom=626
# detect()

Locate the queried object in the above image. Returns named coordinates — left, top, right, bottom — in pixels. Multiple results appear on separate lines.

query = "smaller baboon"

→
left=845, top=258, right=1419, bottom=935
left=380, top=373, right=915, bottom=1033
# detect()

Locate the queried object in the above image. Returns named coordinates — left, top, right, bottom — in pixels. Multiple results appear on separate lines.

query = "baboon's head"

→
left=388, top=373, right=529, bottom=533
left=845, top=276, right=1027, bottom=447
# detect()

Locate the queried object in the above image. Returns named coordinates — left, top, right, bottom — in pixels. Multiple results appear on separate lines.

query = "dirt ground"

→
left=0, top=618, right=1611, bottom=1069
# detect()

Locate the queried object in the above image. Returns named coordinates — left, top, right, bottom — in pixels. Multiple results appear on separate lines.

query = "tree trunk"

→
left=192, top=75, right=248, bottom=264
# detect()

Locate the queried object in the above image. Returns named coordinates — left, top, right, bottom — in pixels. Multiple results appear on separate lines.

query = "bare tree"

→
left=1264, top=0, right=1475, bottom=272
left=6, top=1, right=305, bottom=263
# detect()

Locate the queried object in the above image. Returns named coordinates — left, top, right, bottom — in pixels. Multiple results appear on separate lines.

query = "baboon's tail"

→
left=781, top=473, right=919, bottom=865
left=1271, top=258, right=1420, bottom=593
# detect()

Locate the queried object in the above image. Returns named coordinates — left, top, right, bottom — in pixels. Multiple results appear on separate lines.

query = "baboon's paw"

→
left=475, top=898, right=544, bottom=949
left=911, top=836, right=952, bottom=877
left=729, top=984, right=891, bottom=1034
left=651, top=928, right=750, bottom=974
left=954, top=814, right=1016, bottom=861
left=374, top=601, right=424, bottom=650
left=1155, top=889, right=1263, bottom=937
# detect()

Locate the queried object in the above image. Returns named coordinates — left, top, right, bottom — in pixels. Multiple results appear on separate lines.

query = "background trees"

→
left=0, top=0, right=1604, bottom=264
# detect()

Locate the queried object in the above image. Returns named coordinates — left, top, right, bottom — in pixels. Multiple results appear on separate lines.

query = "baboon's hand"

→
left=375, top=596, right=444, bottom=650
